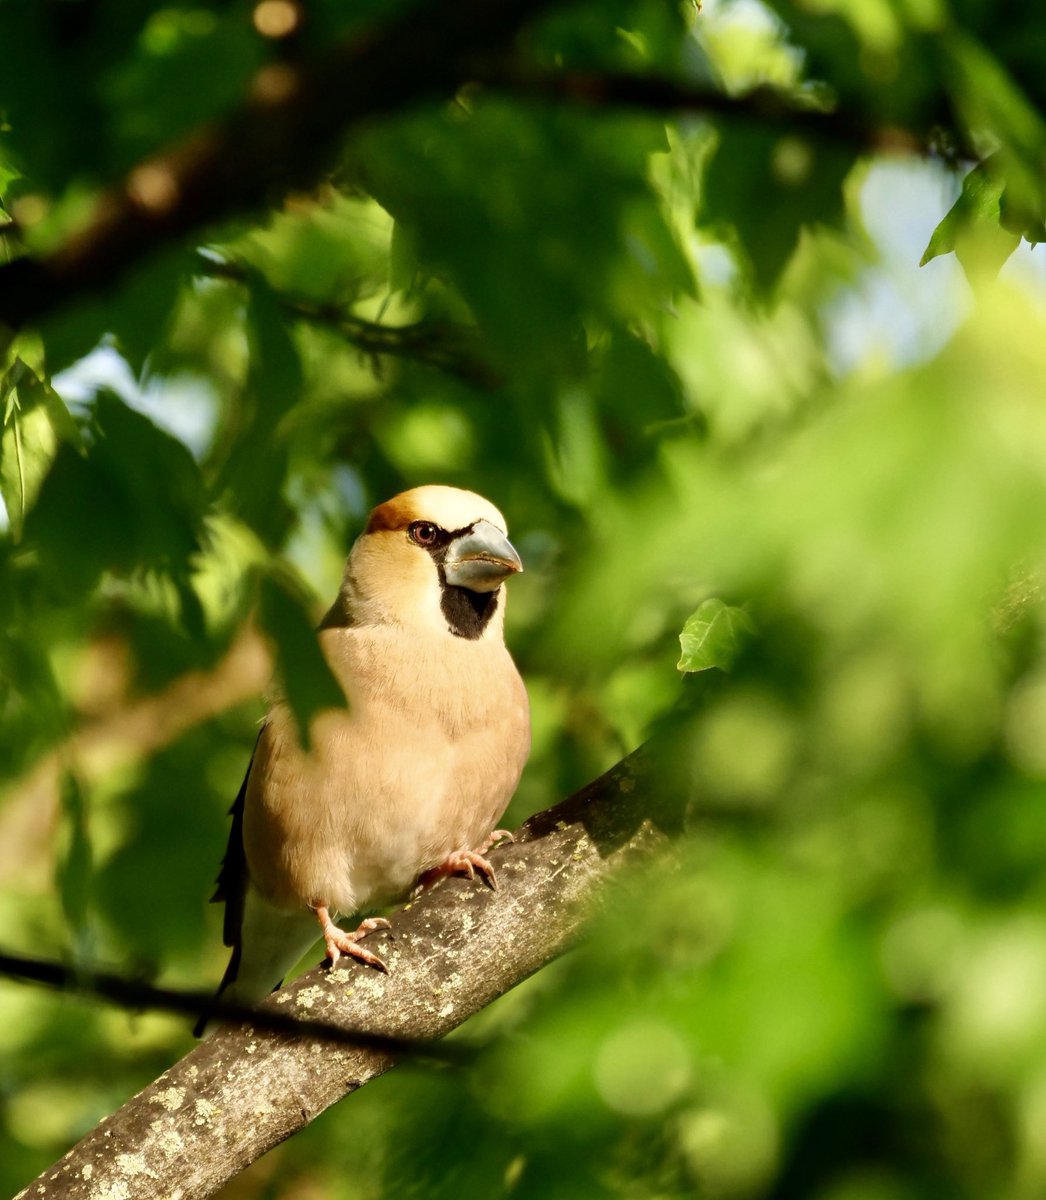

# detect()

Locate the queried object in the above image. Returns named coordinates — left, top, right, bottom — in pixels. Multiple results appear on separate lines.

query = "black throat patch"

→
left=436, top=566, right=499, bottom=639
left=425, top=524, right=500, bottom=640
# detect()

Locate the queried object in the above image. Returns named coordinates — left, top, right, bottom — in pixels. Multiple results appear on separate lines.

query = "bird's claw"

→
left=480, top=828, right=515, bottom=853
left=315, top=908, right=390, bottom=973
left=413, top=847, right=500, bottom=898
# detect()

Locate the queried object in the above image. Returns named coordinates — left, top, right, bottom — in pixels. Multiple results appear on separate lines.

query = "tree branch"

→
left=0, top=948, right=468, bottom=1061
left=199, top=256, right=503, bottom=388
left=0, top=0, right=562, bottom=334
left=15, top=745, right=669, bottom=1200
left=0, top=0, right=970, bottom=344
left=478, top=64, right=960, bottom=158
left=293, top=307, right=503, bottom=389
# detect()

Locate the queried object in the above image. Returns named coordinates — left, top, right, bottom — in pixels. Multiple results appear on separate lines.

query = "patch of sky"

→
left=1001, top=238, right=1046, bottom=295
left=825, top=158, right=971, bottom=376
left=283, top=463, right=368, bottom=598
left=53, top=341, right=218, bottom=460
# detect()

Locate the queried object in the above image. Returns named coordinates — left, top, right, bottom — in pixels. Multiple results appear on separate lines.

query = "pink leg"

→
left=413, top=829, right=515, bottom=897
left=313, top=906, right=390, bottom=973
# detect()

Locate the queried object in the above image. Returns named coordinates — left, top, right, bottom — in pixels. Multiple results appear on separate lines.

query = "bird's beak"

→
left=443, top=520, right=523, bottom=593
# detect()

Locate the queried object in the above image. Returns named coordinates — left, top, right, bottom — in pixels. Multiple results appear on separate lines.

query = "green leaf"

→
left=24, top=390, right=206, bottom=596
left=944, top=34, right=1046, bottom=220
left=921, top=157, right=1021, bottom=273
left=389, top=219, right=421, bottom=295
left=359, top=103, right=683, bottom=368
left=215, top=274, right=303, bottom=544
left=677, top=598, right=754, bottom=673
left=41, top=249, right=185, bottom=375
left=56, top=771, right=92, bottom=948
left=258, top=571, right=346, bottom=746
left=702, top=126, right=855, bottom=291
left=0, top=357, right=81, bottom=539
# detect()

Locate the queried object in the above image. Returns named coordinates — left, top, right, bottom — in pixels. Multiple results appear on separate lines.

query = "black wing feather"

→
left=194, top=728, right=263, bottom=1037
left=211, top=725, right=264, bottom=949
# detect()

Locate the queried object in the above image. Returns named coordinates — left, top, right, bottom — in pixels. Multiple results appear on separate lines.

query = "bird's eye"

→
left=408, top=521, right=440, bottom=547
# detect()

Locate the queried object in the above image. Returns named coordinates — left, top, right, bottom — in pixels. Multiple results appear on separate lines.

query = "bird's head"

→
left=329, top=485, right=523, bottom=639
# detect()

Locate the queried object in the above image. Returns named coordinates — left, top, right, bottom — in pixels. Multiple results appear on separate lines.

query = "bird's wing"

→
left=196, top=725, right=323, bottom=1037
left=211, top=725, right=264, bottom=950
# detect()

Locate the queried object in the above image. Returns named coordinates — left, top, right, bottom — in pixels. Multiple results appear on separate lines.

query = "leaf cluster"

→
left=3, top=1, right=1046, bottom=1198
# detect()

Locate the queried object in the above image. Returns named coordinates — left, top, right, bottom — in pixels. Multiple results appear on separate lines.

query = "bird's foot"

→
left=413, top=846, right=500, bottom=898
left=314, top=907, right=390, bottom=973
left=479, top=828, right=515, bottom=853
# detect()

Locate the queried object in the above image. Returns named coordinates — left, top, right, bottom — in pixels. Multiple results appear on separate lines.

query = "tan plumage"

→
left=199, top=486, right=530, bottom=1031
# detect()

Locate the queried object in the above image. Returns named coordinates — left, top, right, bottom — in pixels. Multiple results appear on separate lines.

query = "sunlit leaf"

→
left=920, top=156, right=1021, bottom=272
left=0, top=358, right=81, bottom=539
left=678, top=598, right=754, bottom=673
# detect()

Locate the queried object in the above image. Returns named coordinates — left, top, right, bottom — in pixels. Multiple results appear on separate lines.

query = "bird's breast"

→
left=242, top=627, right=530, bottom=917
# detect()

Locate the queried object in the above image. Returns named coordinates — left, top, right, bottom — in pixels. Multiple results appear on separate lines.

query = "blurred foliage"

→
left=3, top=1, right=1046, bottom=1198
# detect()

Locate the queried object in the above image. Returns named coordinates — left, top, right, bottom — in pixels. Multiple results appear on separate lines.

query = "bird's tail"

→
left=195, top=891, right=322, bottom=1037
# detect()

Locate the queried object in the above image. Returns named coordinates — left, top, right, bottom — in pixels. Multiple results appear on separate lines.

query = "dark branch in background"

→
left=482, top=66, right=943, bottom=156
left=0, top=0, right=564, bottom=334
left=0, top=0, right=970, bottom=341
left=0, top=949, right=468, bottom=1061
left=16, top=741, right=677, bottom=1200
left=294, top=308, right=503, bottom=389
left=198, top=256, right=503, bottom=388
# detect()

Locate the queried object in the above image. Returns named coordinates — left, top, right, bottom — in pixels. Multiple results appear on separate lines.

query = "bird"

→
left=196, top=485, right=531, bottom=1034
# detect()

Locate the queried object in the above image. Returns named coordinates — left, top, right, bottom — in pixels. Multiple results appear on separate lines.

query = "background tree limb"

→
left=0, top=0, right=966, bottom=343
left=0, top=0, right=563, bottom=334
left=15, top=744, right=670, bottom=1200
left=0, top=948, right=469, bottom=1060
left=480, top=66, right=947, bottom=156
left=198, top=256, right=501, bottom=388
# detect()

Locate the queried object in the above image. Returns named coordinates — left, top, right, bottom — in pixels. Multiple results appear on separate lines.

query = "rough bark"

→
left=16, top=746, right=672, bottom=1200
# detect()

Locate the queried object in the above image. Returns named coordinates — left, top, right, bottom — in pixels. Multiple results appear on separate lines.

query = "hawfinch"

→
left=197, top=485, right=530, bottom=1033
